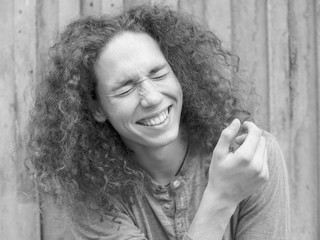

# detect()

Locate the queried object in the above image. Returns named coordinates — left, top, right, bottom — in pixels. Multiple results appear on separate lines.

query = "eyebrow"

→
left=112, top=63, right=167, bottom=92
left=148, top=63, right=167, bottom=75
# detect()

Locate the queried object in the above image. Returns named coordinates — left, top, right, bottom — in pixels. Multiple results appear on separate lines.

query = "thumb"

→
left=214, top=119, right=241, bottom=158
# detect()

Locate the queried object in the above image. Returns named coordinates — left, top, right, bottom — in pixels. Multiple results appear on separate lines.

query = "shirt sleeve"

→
left=68, top=200, right=148, bottom=240
left=234, top=133, right=290, bottom=240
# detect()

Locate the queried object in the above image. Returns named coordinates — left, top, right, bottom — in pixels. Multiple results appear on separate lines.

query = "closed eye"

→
left=115, top=86, right=135, bottom=97
left=152, top=73, right=168, bottom=80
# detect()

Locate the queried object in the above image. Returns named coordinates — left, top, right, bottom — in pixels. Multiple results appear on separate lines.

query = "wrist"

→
left=203, top=183, right=239, bottom=211
left=187, top=186, right=237, bottom=240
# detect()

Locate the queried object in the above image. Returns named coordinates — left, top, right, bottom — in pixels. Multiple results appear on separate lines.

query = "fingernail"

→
left=231, top=119, right=239, bottom=127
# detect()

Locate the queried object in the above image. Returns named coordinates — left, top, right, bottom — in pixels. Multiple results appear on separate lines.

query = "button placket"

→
left=173, top=181, right=189, bottom=240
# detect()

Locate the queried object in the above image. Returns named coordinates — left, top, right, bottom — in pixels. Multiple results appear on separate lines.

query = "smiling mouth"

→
left=137, top=106, right=171, bottom=126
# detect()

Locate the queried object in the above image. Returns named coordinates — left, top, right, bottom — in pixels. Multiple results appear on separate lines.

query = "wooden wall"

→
left=0, top=0, right=319, bottom=239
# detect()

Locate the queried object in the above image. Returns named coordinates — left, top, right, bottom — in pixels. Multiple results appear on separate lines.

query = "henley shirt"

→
left=69, top=132, right=290, bottom=240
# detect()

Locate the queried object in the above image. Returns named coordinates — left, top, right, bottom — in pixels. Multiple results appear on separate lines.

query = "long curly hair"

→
left=28, top=5, right=257, bottom=213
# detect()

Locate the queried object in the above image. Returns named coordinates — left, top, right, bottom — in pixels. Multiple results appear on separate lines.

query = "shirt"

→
left=69, top=132, right=290, bottom=240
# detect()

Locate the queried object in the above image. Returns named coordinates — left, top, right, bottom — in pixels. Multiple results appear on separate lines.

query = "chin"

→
left=144, top=130, right=180, bottom=148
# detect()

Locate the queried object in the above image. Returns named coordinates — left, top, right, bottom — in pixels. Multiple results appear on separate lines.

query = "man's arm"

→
left=186, top=119, right=270, bottom=240
left=69, top=120, right=289, bottom=240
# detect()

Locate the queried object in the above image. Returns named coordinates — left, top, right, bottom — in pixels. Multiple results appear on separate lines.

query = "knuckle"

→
left=221, top=128, right=232, bottom=139
left=257, top=166, right=269, bottom=181
left=258, top=171, right=269, bottom=183
left=250, top=164, right=261, bottom=176
left=237, top=151, right=253, bottom=163
left=245, top=121, right=262, bottom=136
left=257, top=128, right=263, bottom=137
left=252, top=125, right=262, bottom=137
left=213, top=149, right=224, bottom=159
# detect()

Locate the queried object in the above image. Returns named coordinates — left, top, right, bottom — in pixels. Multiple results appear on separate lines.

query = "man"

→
left=28, top=5, right=289, bottom=240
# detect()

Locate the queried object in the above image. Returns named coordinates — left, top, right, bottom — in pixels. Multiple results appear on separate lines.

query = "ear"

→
left=88, top=97, right=108, bottom=123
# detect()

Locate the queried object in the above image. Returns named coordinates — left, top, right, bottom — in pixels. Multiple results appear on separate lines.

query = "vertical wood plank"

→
left=316, top=0, right=320, bottom=237
left=231, top=0, right=269, bottom=129
left=204, top=0, right=232, bottom=49
left=3, top=1, right=315, bottom=239
left=267, top=0, right=290, bottom=163
left=266, top=1, right=292, bottom=237
left=123, top=0, right=151, bottom=11
left=37, top=1, right=76, bottom=239
left=81, top=0, right=102, bottom=16
left=151, top=0, right=179, bottom=10
left=37, top=0, right=59, bottom=73
left=288, top=0, right=319, bottom=238
left=13, top=0, right=41, bottom=239
left=178, top=0, right=206, bottom=25
left=0, top=1, right=23, bottom=239
left=101, top=0, right=124, bottom=15
left=59, top=0, right=81, bottom=30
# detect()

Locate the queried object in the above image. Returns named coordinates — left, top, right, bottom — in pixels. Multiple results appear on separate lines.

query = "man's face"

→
left=93, top=32, right=183, bottom=150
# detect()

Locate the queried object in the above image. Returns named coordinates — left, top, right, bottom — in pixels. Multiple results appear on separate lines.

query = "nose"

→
left=137, top=79, right=162, bottom=108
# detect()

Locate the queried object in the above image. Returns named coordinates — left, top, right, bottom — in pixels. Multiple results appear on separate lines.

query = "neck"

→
left=132, top=136, right=188, bottom=185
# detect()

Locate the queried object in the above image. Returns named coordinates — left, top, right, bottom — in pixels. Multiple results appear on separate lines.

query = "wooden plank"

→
left=178, top=0, right=231, bottom=57
left=151, top=0, right=179, bottom=10
left=81, top=0, right=102, bottom=16
left=123, top=0, right=150, bottom=11
left=267, top=0, right=290, bottom=165
left=287, top=0, right=319, bottom=238
left=102, top=0, right=124, bottom=15
left=59, top=0, right=81, bottom=30
left=13, top=0, right=41, bottom=239
left=37, top=0, right=59, bottom=74
left=0, top=1, right=22, bottom=239
left=36, top=1, right=76, bottom=240
left=231, top=0, right=269, bottom=129
left=316, top=0, right=320, bottom=238
left=178, top=0, right=206, bottom=26
left=172, top=0, right=233, bottom=47
left=266, top=1, right=292, bottom=239
left=203, top=0, right=232, bottom=49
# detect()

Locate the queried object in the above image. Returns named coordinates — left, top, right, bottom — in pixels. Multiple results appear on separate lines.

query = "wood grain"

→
left=81, top=0, right=102, bottom=16
left=287, top=0, right=319, bottom=238
left=316, top=0, right=320, bottom=238
left=102, top=0, right=124, bottom=15
left=59, top=0, right=81, bottom=30
left=0, top=0, right=22, bottom=238
left=231, top=0, right=269, bottom=129
left=13, top=0, right=41, bottom=239
left=0, top=0, right=319, bottom=239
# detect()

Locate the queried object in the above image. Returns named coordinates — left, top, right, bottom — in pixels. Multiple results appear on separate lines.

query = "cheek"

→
left=104, top=100, right=136, bottom=125
left=173, top=80, right=183, bottom=101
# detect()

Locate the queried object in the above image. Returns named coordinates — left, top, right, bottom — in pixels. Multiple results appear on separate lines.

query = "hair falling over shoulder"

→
left=27, top=4, right=258, bottom=214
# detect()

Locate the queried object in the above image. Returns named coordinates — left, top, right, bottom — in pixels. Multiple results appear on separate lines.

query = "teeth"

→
left=139, top=109, right=169, bottom=126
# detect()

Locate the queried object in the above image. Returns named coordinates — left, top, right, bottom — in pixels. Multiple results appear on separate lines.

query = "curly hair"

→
left=28, top=5, right=257, bottom=213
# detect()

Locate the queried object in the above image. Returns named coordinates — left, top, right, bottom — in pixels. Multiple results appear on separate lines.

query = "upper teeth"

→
left=139, top=109, right=169, bottom=126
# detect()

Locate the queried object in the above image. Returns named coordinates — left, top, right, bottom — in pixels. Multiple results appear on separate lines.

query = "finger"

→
left=236, top=121, right=262, bottom=158
left=214, top=119, right=241, bottom=158
left=235, top=133, right=248, bottom=145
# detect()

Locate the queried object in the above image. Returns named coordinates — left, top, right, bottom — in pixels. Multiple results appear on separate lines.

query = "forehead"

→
left=94, top=32, right=168, bottom=88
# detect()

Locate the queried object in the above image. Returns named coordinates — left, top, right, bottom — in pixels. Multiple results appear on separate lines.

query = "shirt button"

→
left=177, top=221, right=183, bottom=228
left=163, top=203, right=171, bottom=209
left=172, top=180, right=180, bottom=188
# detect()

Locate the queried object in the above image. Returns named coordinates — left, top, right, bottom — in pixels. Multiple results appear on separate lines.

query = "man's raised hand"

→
left=207, top=119, right=269, bottom=206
